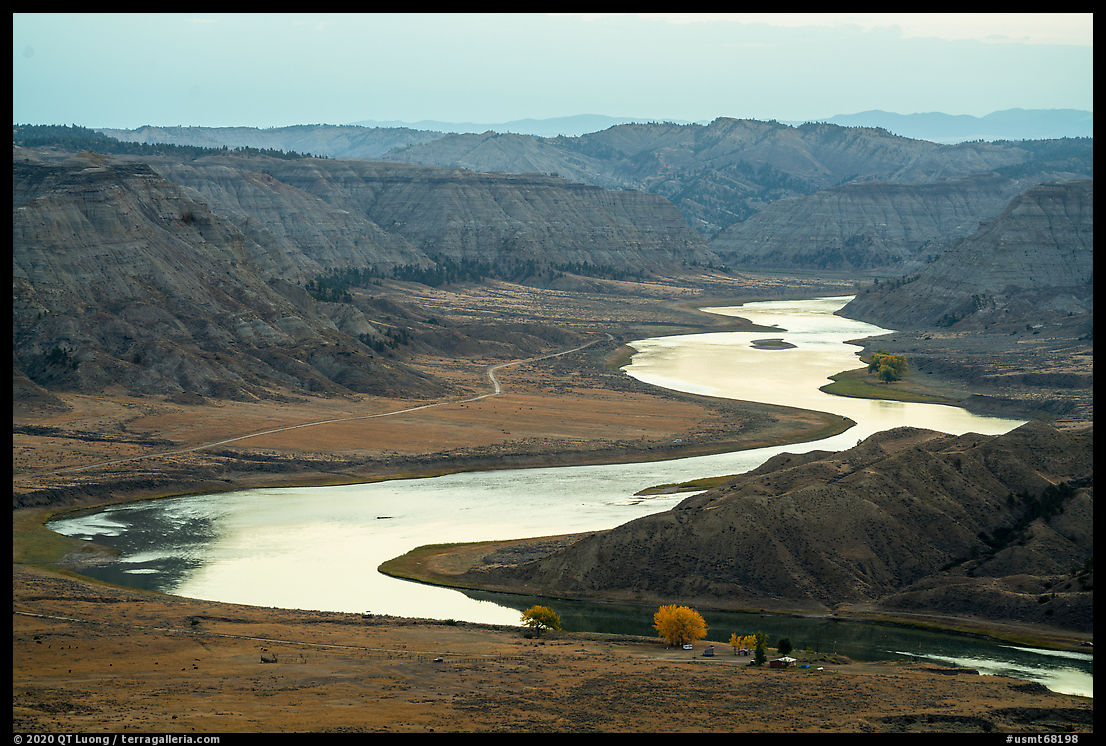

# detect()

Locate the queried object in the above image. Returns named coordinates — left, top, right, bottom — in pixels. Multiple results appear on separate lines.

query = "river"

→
left=48, top=296, right=1092, bottom=697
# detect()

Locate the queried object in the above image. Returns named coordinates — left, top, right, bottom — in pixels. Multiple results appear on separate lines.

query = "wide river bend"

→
left=49, top=297, right=1092, bottom=697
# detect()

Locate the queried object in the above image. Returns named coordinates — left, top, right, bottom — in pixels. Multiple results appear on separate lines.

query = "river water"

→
left=48, top=296, right=1092, bottom=697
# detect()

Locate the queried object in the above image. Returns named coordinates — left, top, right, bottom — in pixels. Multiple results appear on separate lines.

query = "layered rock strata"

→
left=842, top=180, right=1093, bottom=329
left=707, top=174, right=1056, bottom=271
left=12, top=151, right=439, bottom=400
left=13, top=147, right=713, bottom=401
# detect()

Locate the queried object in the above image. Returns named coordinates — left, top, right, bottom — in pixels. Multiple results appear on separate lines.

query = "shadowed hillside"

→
left=12, top=150, right=444, bottom=402
left=464, top=422, right=1093, bottom=631
left=707, top=172, right=1087, bottom=272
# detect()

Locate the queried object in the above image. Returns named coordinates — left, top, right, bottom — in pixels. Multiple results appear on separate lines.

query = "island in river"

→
left=751, top=337, right=797, bottom=349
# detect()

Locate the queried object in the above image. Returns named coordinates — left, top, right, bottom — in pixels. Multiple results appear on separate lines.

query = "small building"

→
left=769, top=656, right=797, bottom=668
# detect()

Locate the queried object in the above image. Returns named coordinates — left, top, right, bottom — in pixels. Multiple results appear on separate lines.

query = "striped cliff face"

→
left=11, top=152, right=443, bottom=401
left=842, top=179, right=1093, bottom=331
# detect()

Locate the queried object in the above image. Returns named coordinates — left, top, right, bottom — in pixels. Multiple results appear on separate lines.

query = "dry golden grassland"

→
left=13, top=566, right=1093, bottom=734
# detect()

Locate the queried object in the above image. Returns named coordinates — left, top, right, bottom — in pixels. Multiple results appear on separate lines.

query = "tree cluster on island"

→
left=868, top=350, right=908, bottom=382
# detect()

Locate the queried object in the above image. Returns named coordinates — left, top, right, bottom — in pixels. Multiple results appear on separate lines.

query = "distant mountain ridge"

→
left=348, top=108, right=1093, bottom=143
left=798, top=108, right=1093, bottom=144
left=383, top=119, right=1093, bottom=236
left=97, top=116, right=1093, bottom=245
left=95, top=123, right=445, bottom=161
left=347, top=114, right=698, bottom=138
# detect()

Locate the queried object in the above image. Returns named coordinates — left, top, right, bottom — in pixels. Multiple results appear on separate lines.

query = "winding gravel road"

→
left=17, top=333, right=615, bottom=479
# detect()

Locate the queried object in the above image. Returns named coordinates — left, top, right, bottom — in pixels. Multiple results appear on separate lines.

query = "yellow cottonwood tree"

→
left=728, top=633, right=756, bottom=653
left=653, top=604, right=708, bottom=647
left=521, top=605, right=562, bottom=635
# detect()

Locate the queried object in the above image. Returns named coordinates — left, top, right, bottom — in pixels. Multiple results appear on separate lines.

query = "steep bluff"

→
left=140, top=157, right=431, bottom=275
left=12, top=151, right=444, bottom=401
left=841, top=180, right=1093, bottom=330
left=210, top=157, right=713, bottom=270
left=707, top=173, right=1058, bottom=271
left=127, top=154, right=712, bottom=274
left=471, top=422, right=1093, bottom=630
left=830, top=180, right=1094, bottom=426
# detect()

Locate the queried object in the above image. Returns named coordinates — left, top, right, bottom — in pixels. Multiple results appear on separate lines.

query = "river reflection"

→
left=50, top=296, right=1091, bottom=697
left=625, top=296, right=1019, bottom=438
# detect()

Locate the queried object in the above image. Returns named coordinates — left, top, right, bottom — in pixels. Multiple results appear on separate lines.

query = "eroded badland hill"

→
left=453, top=422, right=1092, bottom=634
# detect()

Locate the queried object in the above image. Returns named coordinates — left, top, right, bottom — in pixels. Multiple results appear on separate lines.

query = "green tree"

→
left=754, top=631, right=768, bottom=665
left=520, top=605, right=562, bottom=635
left=653, top=604, right=709, bottom=647
left=868, top=350, right=907, bottom=382
left=777, top=637, right=793, bottom=657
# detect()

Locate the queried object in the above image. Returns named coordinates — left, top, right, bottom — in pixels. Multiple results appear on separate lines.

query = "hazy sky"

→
left=12, top=13, right=1094, bottom=129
